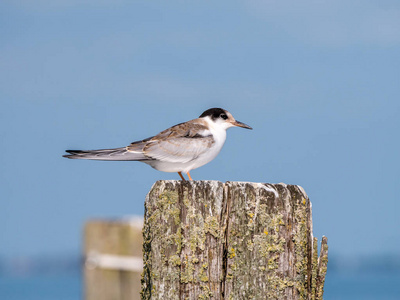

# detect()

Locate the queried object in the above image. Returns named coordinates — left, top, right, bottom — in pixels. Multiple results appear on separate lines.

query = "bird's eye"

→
left=220, top=114, right=228, bottom=120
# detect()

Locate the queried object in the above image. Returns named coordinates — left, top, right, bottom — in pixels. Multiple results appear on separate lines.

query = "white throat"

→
left=203, top=116, right=227, bottom=145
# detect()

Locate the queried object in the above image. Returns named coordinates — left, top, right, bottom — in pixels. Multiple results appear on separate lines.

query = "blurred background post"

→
left=84, top=218, right=143, bottom=300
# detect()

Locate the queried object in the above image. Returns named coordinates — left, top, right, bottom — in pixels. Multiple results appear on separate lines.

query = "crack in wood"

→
left=140, top=181, right=328, bottom=300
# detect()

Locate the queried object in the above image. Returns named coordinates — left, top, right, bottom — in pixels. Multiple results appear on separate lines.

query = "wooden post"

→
left=142, top=180, right=328, bottom=300
left=84, top=217, right=143, bottom=300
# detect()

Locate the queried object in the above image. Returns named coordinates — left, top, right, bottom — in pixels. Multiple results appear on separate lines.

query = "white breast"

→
left=184, top=117, right=227, bottom=172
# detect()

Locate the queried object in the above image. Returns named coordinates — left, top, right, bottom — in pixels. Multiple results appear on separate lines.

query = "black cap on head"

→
left=199, top=108, right=226, bottom=120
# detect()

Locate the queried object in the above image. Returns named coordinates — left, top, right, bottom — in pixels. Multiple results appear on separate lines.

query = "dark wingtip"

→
left=63, top=150, right=82, bottom=159
left=65, top=150, right=82, bottom=154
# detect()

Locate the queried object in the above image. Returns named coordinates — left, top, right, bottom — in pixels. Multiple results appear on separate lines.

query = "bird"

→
left=63, top=107, right=252, bottom=181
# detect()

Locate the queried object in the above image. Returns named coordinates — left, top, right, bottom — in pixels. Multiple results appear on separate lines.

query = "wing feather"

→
left=137, top=120, right=215, bottom=163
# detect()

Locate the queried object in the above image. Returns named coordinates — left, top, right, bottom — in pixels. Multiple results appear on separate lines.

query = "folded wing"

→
left=128, top=121, right=215, bottom=164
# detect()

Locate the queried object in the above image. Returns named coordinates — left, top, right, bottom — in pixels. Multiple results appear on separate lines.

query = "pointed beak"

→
left=232, top=120, right=253, bottom=130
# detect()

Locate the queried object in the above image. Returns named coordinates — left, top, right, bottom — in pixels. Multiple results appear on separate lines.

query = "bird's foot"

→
left=178, top=172, right=186, bottom=181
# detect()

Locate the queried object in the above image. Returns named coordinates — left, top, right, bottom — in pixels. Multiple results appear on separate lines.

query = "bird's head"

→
left=199, top=108, right=252, bottom=131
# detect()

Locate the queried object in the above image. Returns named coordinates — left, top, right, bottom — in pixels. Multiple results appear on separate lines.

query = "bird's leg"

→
left=187, top=172, right=193, bottom=181
left=178, top=172, right=186, bottom=181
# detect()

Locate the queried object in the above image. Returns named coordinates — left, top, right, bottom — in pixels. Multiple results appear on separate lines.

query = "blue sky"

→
left=1, top=0, right=399, bottom=259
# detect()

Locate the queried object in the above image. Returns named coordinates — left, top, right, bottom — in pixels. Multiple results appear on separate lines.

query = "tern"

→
left=63, top=108, right=252, bottom=180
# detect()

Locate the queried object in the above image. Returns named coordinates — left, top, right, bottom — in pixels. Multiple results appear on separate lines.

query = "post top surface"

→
left=151, top=180, right=308, bottom=199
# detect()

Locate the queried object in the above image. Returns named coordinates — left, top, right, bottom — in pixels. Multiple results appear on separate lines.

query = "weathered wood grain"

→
left=142, top=180, right=328, bottom=300
left=142, top=180, right=225, bottom=300
left=316, top=236, right=328, bottom=300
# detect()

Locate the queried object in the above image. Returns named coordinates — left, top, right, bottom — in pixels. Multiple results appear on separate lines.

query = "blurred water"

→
left=1, top=270, right=400, bottom=300
left=324, top=271, right=400, bottom=300
left=0, top=272, right=81, bottom=300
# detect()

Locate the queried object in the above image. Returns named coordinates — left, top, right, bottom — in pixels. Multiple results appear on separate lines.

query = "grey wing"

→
left=137, top=121, right=215, bottom=163
left=143, top=136, right=214, bottom=163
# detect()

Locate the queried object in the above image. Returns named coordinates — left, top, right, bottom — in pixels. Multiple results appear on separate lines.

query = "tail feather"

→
left=63, top=147, right=146, bottom=161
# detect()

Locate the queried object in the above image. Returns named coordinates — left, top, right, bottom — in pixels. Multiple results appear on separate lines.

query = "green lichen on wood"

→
left=142, top=180, right=226, bottom=299
left=266, top=275, right=295, bottom=299
left=141, top=181, right=182, bottom=299
left=173, top=226, right=182, bottom=255
left=158, top=191, right=180, bottom=224
left=180, top=255, right=196, bottom=283
left=177, top=181, right=225, bottom=298
left=311, top=237, right=319, bottom=300
left=292, top=194, right=312, bottom=300
left=142, top=181, right=328, bottom=300
left=204, top=215, right=220, bottom=238
left=198, top=284, right=213, bottom=300
left=198, top=262, right=209, bottom=283
left=169, top=255, right=181, bottom=267
left=316, top=236, right=329, bottom=300
left=225, top=183, right=302, bottom=299
left=141, top=191, right=155, bottom=300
